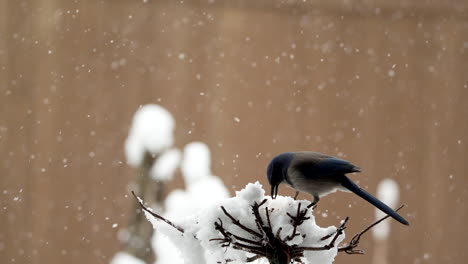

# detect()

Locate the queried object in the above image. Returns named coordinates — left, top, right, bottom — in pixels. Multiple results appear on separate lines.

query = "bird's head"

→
left=266, top=152, right=294, bottom=199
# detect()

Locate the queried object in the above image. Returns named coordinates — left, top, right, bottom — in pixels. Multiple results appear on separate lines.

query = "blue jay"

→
left=267, top=152, right=409, bottom=225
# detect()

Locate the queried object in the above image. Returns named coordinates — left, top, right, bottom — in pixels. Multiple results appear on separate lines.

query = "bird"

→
left=266, top=151, right=409, bottom=225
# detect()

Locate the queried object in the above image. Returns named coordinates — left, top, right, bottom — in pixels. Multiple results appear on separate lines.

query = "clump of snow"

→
left=154, top=141, right=229, bottom=264
left=110, top=252, right=145, bottom=264
left=153, top=234, right=184, bottom=264
left=235, top=180, right=264, bottom=201
left=146, top=182, right=343, bottom=264
left=124, top=105, right=175, bottom=166
left=373, top=178, right=400, bottom=240
left=150, top=148, right=181, bottom=181
left=180, top=142, right=211, bottom=185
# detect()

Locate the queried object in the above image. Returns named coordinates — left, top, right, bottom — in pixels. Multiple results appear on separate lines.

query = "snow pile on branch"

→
left=180, top=142, right=229, bottom=202
left=145, top=182, right=344, bottom=264
left=150, top=148, right=182, bottom=181
left=372, top=178, right=400, bottom=240
left=124, top=104, right=175, bottom=167
left=160, top=142, right=230, bottom=219
left=154, top=142, right=229, bottom=264
left=181, top=142, right=211, bottom=184
left=114, top=104, right=180, bottom=264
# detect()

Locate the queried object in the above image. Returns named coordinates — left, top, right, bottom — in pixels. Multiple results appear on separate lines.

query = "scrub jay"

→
left=267, top=152, right=409, bottom=225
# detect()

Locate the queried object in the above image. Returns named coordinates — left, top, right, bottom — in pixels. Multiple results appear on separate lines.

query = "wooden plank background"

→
left=1, top=0, right=467, bottom=263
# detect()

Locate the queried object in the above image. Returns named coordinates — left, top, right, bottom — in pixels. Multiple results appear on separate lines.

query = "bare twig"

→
left=265, top=207, right=273, bottom=231
left=296, top=217, right=348, bottom=252
left=246, top=255, right=263, bottom=263
left=131, top=191, right=184, bottom=233
left=285, top=203, right=310, bottom=242
left=251, top=199, right=268, bottom=232
left=275, top=227, right=283, bottom=239
left=220, top=205, right=263, bottom=238
left=211, top=219, right=262, bottom=246
left=338, top=204, right=406, bottom=254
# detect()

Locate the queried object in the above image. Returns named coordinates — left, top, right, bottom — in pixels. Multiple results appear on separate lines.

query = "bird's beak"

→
left=271, top=184, right=278, bottom=199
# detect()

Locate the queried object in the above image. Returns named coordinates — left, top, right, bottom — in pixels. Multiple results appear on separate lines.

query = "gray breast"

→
left=287, top=164, right=345, bottom=198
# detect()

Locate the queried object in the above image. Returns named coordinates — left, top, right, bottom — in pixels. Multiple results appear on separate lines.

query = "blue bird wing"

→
left=315, top=158, right=361, bottom=174
left=294, top=155, right=360, bottom=177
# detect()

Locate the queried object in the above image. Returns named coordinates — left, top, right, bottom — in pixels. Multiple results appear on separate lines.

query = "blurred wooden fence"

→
left=1, top=0, right=467, bottom=263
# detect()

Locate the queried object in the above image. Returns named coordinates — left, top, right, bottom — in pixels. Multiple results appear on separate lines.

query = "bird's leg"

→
left=312, top=195, right=320, bottom=206
left=307, top=195, right=320, bottom=209
left=293, top=191, right=299, bottom=200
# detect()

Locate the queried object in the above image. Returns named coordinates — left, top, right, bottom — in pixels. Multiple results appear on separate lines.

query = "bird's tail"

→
left=340, top=175, right=409, bottom=225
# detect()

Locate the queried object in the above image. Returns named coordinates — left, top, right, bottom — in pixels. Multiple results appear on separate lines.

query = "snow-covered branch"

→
left=113, top=104, right=180, bottom=264
left=133, top=182, right=406, bottom=264
left=132, top=191, right=184, bottom=234
left=210, top=200, right=348, bottom=264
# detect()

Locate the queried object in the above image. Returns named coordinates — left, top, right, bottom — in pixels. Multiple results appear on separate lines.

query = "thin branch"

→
left=326, top=217, right=348, bottom=248
left=265, top=207, right=273, bottom=231
left=246, top=255, right=263, bottom=263
left=338, top=204, right=406, bottom=254
left=231, top=242, right=266, bottom=255
left=131, top=190, right=184, bottom=233
left=285, top=203, right=310, bottom=242
left=251, top=200, right=267, bottom=234
left=359, top=205, right=406, bottom=238
left=221, top=206, right=263, bottom=238
left=275, top=227, right=283, bottom=239
left=320, top=231, right=336, bottom=241
left=212, top=219, right=262, bottom=246
left=296, top=217, right=348, bottom=252
left=320, top=217, right=349, bottom=242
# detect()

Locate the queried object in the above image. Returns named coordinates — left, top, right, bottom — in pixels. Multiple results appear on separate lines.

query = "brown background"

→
left=1, top=0, right=468, bottom=263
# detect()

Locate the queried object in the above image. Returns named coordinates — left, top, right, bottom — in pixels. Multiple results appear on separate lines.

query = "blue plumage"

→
left=266, top=151, right=409, bottom=225
left=266, top=152, right=294, bottom=185
left=297, top=156, right=360, bottom=177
